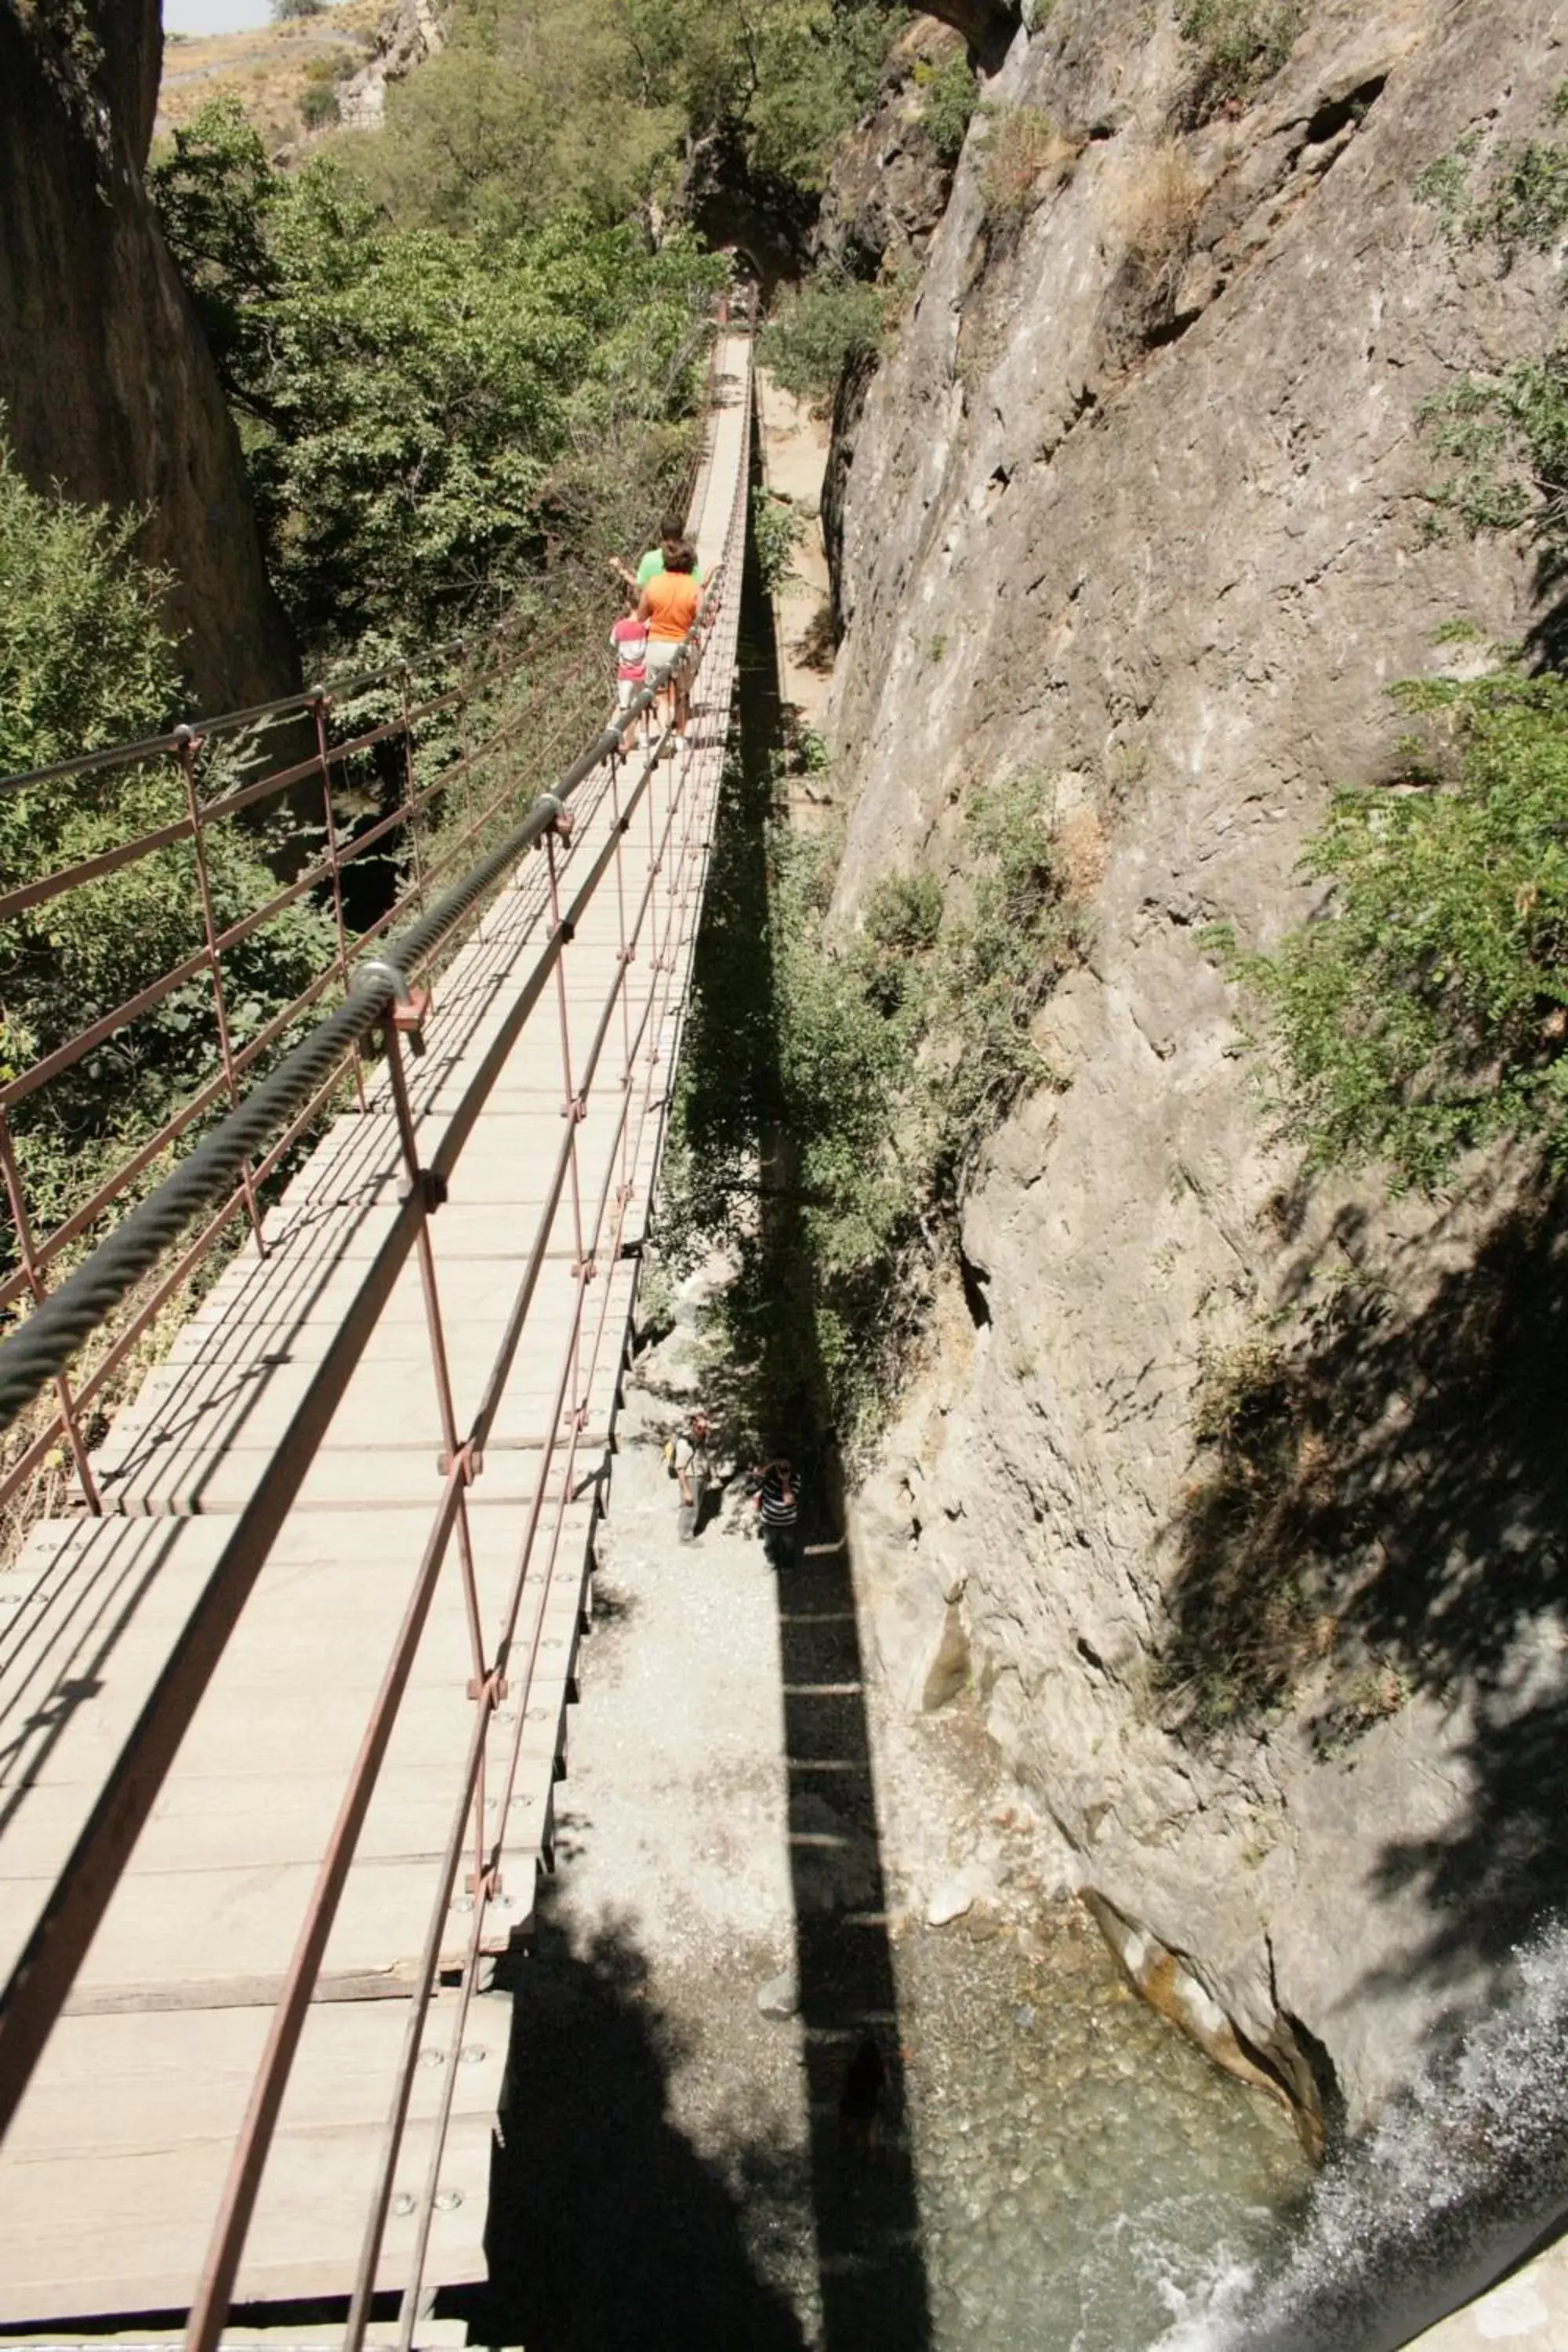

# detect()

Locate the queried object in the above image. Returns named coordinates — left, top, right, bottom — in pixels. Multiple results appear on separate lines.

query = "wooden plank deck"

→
left=0, top=328, right=751, bottom=2334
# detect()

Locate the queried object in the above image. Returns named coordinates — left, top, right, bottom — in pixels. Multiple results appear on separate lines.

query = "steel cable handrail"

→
left=0, top=632, right=715, bottom=1436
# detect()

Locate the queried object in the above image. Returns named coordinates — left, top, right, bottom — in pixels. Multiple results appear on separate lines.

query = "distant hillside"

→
left=155, top=1, right=382, bottom=153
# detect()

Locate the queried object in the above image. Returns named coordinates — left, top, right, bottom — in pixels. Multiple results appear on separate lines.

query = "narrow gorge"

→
left=4, top=0, right=1568, bottom=2340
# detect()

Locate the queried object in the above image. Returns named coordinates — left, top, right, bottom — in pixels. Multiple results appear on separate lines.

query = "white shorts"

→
left=644, top=640, right=684, bottom=683
left=616, top=677, right=644, bottom=709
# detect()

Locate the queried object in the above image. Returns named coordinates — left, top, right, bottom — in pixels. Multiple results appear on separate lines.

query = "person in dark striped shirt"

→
left=754, top=1457, right=801, bottom=1570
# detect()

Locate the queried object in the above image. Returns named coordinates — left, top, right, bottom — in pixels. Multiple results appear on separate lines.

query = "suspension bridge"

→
left=0, top=320, right=753, bottom=2345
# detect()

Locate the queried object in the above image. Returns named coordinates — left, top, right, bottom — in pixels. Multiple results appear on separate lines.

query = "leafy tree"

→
left=1222, top=673, right=1568, bottom=1191
left=336, top=0, right=905, bottom=237
left=759, top=269, right=891, bottom=412
left=0, top=432, right=332, bottom=1269
left=151, top=101, right=724, bottom=660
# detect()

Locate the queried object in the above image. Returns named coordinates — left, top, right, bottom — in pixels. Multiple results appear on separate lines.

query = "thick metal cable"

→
left=0, top=676, right=713, bottom=1429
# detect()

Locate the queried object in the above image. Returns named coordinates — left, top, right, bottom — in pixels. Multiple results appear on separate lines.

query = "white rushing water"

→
left=1146, top=1919, right=1568, bottom=2352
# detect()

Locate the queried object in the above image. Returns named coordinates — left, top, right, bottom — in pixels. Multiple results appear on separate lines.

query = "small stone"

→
left=757, top=1971, right=799, bottom=2020
left=1014, top=2003, right=1036, bottom=2031
left=927, top=1878, right=975, bottom=1928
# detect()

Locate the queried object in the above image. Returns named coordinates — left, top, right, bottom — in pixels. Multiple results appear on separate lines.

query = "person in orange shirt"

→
left=637, top=543, right=701, bottom=752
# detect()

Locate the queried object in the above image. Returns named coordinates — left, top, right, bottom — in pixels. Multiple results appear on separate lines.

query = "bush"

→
left=299, top=82, right=339, bottom=130
left=1221, top=670, right=1568, bottom=1190
left=1416, top=90, right=1568, bottom=268
left=0, top=431, right=332, bottom=1274
left=270, top=0, right=324, bottom=18
left=1177, top=0, right=1301, bottom=120
left=1118, top=140, right=1205, bottom=266
left=913, top=49, right=978, bottom=169
left=759, top=270, right=889, bottom=414
left=976, top=105, right=1076, bottom=228
left=667, top=757, right=1088, bottom=1450
left=1416, top=98, right=1568, bottom=557
left=753, top=492, right=806, bottom=592
left=863, top=871, right=942, bottom=954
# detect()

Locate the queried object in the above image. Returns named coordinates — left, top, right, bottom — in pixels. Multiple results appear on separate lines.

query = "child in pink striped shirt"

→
left=609, top=592, right=650, bottom=752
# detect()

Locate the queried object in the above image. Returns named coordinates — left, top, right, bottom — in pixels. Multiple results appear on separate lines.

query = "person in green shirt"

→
left=610, top=510, right=702, bottom=594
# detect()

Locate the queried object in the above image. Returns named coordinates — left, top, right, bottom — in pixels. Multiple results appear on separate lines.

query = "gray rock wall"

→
left=826, top=0, right=1568, bottom=2126
left=0, top=0, right=296, bottom=717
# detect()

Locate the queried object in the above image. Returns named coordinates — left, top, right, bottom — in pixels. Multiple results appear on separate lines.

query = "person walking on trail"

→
left=754, top=1455, right=801, bottom=1571
left=608, top=588, right=650, bottom=753
left=610, top=512, right=702, bottom=597
left=637, top=543, right=700, bottom=753
left=670, top=1410, right=711, bottom=1544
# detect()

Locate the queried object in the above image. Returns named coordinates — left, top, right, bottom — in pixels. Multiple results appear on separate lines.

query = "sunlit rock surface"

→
left=0, top=0, right=296, bottom=714
left=828, top=0, right=1568, bottom=2128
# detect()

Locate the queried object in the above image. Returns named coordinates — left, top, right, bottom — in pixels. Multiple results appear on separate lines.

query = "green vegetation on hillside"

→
left=758, top=271, right=893, bottom=412
left=1417, top=90, right=1568, bottom=556
left=151, top=99, right=722, bottom=666
left=335, top=0, right=906, bottom=239
left=0, top=436, right=330, bottom=1273
left=1177, top=0, right=1302, bottom=121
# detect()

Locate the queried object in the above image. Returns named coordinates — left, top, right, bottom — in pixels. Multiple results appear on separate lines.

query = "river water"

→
left=893, top=1897, right=1306, bottom=2352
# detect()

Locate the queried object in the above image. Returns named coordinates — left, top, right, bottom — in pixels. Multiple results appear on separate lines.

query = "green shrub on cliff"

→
left=670, top=753, right=1086, bottom=1447
left=1416, top=97, right=1568, bottom=558
left=1177, top=0, right=1302, bottom=120
left=913, top=49, right=978, bottom=168
left=1221, top=671, right=1568, bottom=1190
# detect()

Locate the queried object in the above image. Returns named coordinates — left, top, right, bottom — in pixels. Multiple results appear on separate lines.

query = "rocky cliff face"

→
left=0, top=0, right=295, bottom=717
left=826, top=0, right=1568, bottom=2134
left=337, top=0, right=447, bottom=133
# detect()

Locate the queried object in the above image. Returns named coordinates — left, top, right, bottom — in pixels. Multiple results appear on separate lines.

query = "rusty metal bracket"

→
left=363, top=957, right=430, bottom=1057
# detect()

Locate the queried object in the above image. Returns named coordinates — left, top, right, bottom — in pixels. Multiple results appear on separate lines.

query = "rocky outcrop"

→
left=0, top=0, right=296, bottom=717
left=336, top=0, right=447, bottom=133
left=827, top=0, right=1568, bottom=2130
left=812, top=20, right=969, bottom=282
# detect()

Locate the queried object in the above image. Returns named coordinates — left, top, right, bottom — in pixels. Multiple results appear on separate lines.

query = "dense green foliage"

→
left=752, top=493, right=807, bottom=590
left=670, top=755, right=1083, bottom=1446
left=0, top=437, right=331, bottom=1270
left=336, top=0, right=905, bottom=238
left=1223, top=674, right=1568, bottom=1190
left=758, top=270, right=891, bottom=412
left=913, top=48, right=978, bottom=169
left=151, top=100, right=722, bottom=663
